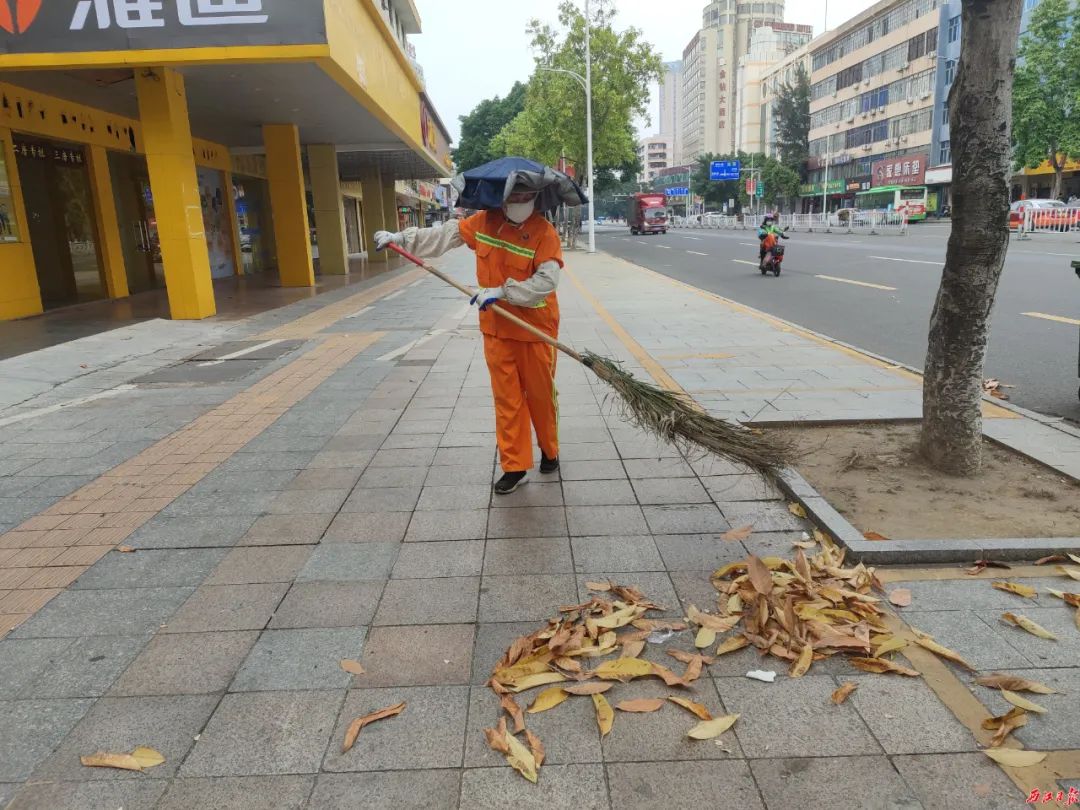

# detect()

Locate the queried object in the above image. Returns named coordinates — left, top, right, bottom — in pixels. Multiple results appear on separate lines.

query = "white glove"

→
left=470, top=287, right=506, bottom=311
left=374, top=230, right=402, bottom=251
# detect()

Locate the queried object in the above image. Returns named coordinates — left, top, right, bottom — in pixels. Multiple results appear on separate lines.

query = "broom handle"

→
left=386, top=243, right=586, bottom=364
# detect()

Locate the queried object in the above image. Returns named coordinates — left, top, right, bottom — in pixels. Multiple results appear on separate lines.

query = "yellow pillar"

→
left=0, top=127, right=44, bottom=320
left=263, top=124, right=314, bottom=287
left=358, top=166, right=387, bottom=263
left=381, top=174, right=399, bottom=245
left=222, top=169, right=245, bottom=276
left=86, top=145, right=129, bottom=300
left=135, top=67, right=216, bottom=319
left=307, top=144, right=349, bottom=275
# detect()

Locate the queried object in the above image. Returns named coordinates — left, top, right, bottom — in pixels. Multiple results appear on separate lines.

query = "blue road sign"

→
left=709, top=160, right=741, bottom=181
left=664, top=187, right=689, bottom=197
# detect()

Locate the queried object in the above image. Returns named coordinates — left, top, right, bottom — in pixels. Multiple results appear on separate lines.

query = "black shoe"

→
left=494, top=471, right=528, bottom=495
left=539, top=455, right=560, bottom=474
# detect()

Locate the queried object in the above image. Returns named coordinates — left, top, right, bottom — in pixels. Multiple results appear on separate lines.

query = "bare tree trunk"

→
left=920, top=0, right=1023, bottom=476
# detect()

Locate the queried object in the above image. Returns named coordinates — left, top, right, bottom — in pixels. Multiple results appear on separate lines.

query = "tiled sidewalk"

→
left=0, top=248, right=1076, bottom=808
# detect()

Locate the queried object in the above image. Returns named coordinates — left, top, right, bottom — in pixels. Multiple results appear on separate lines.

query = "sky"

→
left=411, top=0, right=880, bottom=145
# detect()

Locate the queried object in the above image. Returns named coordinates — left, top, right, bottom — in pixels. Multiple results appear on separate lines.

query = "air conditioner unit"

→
left=863, top=144, right=873, bottom=151
left=846, top=116, right=855, bottom=124
left=907, top=97, right=915, bottom=104
left=901, top=136, right=909, bottom=143
left=832, top=91, right=839, bottom=98
left=897, top=64, right=908, bottom=73
left=870, top=109, right=877, bottom=117
left=878, top=106, right=886, bottom=114
left=927, top=50, right=936, bottom=59
left=863, top=78, right=871, bottom=86
left=920, top=92, right=931, bottom=100
left=862, top=113, right=870, bottom=119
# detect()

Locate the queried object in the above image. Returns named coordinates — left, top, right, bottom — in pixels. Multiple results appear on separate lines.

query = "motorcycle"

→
left=759, top=231, right=786, bottom=277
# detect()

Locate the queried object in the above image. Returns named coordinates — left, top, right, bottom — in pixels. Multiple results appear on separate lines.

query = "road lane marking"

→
left=732, top=259, right=758, bottom=266
left=1013, top=251, right=1078, bottom=257
left=870, top=256, right=941, bottom=265
left=656, top=245, right=671, bottom=249
left=687, top=251, right=708, bottom=256
left=345, top=306, right=373, bottom=319
left=815, top=274, right=897, bottom=291
left=635, top=240, right=649, bottom=245
left=383, top=289, right=406, bottom=301
left=376, top=328, right=447, bottom=362
left=676, top=235, right=702, bottom=240
left=0, top=385, right=136, bottom=428
left=198, top=339, right=285, bottom=367
left=739, top=242, right=758, bottom=247
left=1023, top=312, right=1080, bottom=326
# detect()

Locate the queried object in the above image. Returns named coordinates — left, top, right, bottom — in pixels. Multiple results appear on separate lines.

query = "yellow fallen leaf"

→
left=668, top=696, right=713, bottom=721
left=1058, top=566, right=1080, bottom=582
left=726, top=594, right=743, bottom=614
left=650, top=662, right=688, bottom=687
left=499, top=693, right=524, bottom=733
left=716, top=636, right=749, bottom=656
left=914, top=637, right=976, bottom=671
left=792, top=540, right=817, bottom=550
left=982, top=706, right=1027, bottom=730
left=524, top=729, right=545, bottom=768
left=983, top=748, right=1047, bottom=767
left=504, top=728, right=538, bottom=783
left=1069, top=553, right=1080, bottom=565
left=873, top=636, right=908, bottom=657
left=721, top=525, right=754, bottom=541
left=788, top=502, right=807, bottom=518
left=1047, top=589, right=1080, bottom=608
left=1001, top=612, right=1057, bottom=640
left=339, top=659, right=366, bottom=675
left=589, top=604, right=643, bottom=631
left=130, top=747, right=165, bottom=769
left=342, top=701, right=406, bottom=753
left=80, top=752, right=144, bottom=772
left=562, top=682, right=613, bottom=695
left=975, top=674, right=1057, bottom=694
left=887, top=589, right=912, bottom=607
left=849, top=657, right=920, bottom=677
left=483, top=718, right=510, bottom=755
left=687, top=714, right=739, bottom=739
left=680, top=655, right=704, bottom=684
left=862, top=531, right=889, bottom=542
left=584, top=580, right=612, bottom=592
left=505, top=672, right=568, bottom=693
left=989, top=708, right=1028, bottom=748
left=789, top=644, right=813, bottom=678
left=116, top=546, right=136, bottom=553
left=593, top=693, right=614, bottom=737
left=553, top=655, right=582, bottom=672
left=1000, top=689, right=1047, bottom=714
left=687, top=605, right=741, bottom=632
left=620, top=640, right=645, bottom=659
left=616, top=698, right=665, bottom=713
left=594, top=657, right=654, bottom=682
left=831, top=682, right=857, bottom=705
left=746, top=555, right=774, bottom=595
left=695, top=627, right=717, bottom=649
left=526, top=687, right=569, bottom=714
left=992, top=581, right=1037, bottom=600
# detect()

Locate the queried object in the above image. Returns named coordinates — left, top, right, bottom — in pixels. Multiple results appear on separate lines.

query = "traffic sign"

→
left=664, top=187, right=689, bottom=197
left=755, top=180, right=764, bottom=198
left=709, top=160, right=741, bottom=181
left=745, top=178, right=754, bottom=195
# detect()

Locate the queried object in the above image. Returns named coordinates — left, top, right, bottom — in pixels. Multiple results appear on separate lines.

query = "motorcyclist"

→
left=757, top=213, right=788, bottom=267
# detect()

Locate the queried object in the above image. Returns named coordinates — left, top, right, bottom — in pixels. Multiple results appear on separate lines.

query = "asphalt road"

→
left=593, top=222, right=1080, bottom=424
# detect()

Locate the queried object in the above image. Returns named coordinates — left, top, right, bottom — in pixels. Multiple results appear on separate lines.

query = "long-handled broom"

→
left=386, top=243, right=793, bottom=477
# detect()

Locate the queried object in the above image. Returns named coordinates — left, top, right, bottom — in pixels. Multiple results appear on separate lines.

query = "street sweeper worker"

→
left=374, top=186, right=562, bottom=495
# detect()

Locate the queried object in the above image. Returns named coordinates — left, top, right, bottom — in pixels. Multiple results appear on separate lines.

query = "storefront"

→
left=925, top=166, right=952, bottom=215
left=799, top=179, right=844, bottom=213
left=233, top=176, right=276, bottom=275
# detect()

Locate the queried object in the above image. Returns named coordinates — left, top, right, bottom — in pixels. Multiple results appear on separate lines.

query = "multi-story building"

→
left=760, top=43, right=812, bottom=162
left=803, top=0, right=942, bottom=213
left=735, top=23, right=813, bottom=155
left=681, top=0, right=788, bottom=162
left=637, top=137, right=674, bottom=183
left=658, top=61, right=684, bottom=163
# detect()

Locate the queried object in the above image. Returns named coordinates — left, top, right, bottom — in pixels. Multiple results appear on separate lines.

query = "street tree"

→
left=492, top=1, right=663, bottom=174
left=1011, top=0, right=1080, bottom=200
left=761, top=160, right=801, bottom=211
left=920, top=0, right=1024, bottom=476
left=773, top=64, right=811, bottom=175
left=452, top=82, right=527, bottom=170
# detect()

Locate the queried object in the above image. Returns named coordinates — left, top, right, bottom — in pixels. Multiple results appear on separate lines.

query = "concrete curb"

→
left=773, top=466, right=1080, bottom=565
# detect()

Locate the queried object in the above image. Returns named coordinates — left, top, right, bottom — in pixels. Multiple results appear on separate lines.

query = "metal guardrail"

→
left=673, top=211, right=908, bottom=235
left=1015, top=205, right=1080, bottom=240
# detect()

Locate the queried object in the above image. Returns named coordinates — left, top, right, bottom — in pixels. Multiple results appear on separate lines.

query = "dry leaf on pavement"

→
left=974, top=674, right=1057, bottom=694
left=849, top=657, right=920, bottom=677
left=913, top=637, right=976, bottom=671
left=342, top=701, right=406, bottom=753
left=680, top=655, right=704, bottom=683
left=1047, top=589, right=1080, bottom=607
left=651, top=662, right=689, bottom=687
left=831, top=682, right=857, bottom=705
left=715, top=636, right=749, bottom=656
left=983, top=749, right=1047, bottom=767
left=991, top=581, right=1037, bottom=600
left=789, top=644, right=814, bottom=678
left=483, top=717, right=511, bottom=755
left=116, top=546, right=136, bottom=553
left=592, top=693, right=614, bottom=737
left=80, top=746, right=165, bottom=773
left=620, top=639, right=645, bottom=659
left=584, top=580, right=613, bottom=592
left=862, top=531, right=889, bottom=541
left=887, top=589, right=912, bottom=607
left=339, top=659, right=365, bottom=675
left=505, top=672, right=568, bottom=693
left=988, top=707, right=1028, bottom=748
left=1001, top=612, right=1057, bottom=640
left=668, top=648, right=716, bottom=665
left=500, top=693, right=525, bottom=733
left=668, top=696, right=713, bottom=720
left=504, top=729, right=538, bottom=783
left=695, top=627, right=717, bottom=649
left=526, top=687, right=569, bottom=715
left=594, top=657, right=654, bottom=682
left=1058, top=566, right=1080, bottom=582
left=873, top=636, right=908, bottom=657
left=687, top=714, right=739, bottom=739
left=1000, top=689, right=1047, bottom=714
left=746, top=556, right=774, bottom=596
left=1034, top=555, right=1067, bottom=566
left=524, top=729, right=545, bottom=768
left=562, top=682, right=613, bottom=696
left=982, top=706, right=1027, bottom=731
left=616, top=698, right=665, bottom=713
left=721, top=525, right=754, bottom=542
left=788, top=503, right=807, bottom=518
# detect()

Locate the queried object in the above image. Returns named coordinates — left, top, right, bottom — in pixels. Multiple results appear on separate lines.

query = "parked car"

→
left=1009, top=199, right=1079, bottom=230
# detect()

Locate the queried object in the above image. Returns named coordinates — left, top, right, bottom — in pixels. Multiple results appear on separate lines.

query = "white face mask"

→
left=504, top=201, right=535, bottom=224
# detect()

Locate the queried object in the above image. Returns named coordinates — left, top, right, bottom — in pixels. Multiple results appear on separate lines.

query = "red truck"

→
left=627, top=193, right=668, bottom=235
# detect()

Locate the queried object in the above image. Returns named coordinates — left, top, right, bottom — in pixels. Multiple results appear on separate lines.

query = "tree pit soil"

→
left=784, top=423, right=1080, bottom=541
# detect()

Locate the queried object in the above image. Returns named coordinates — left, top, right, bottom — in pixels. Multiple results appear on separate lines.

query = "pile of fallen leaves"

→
left=483, top=581, right=736, bottom=783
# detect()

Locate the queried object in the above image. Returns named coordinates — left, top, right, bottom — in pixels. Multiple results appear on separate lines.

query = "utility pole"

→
left=585, top=0, right=596, bottom=253
left=821, top=148, right=829, bottom=215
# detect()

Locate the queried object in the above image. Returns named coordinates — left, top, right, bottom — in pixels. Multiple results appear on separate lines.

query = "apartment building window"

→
left=947, top=15, right=960, bottom=42
left=944, top=59, right=957, bottom=86
left=938, top=140, right=951, bottom=164
left=941, top=99, right=950, bottom=125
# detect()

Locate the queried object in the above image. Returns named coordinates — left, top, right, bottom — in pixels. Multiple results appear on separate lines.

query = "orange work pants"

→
left=483, top=334, right=559, bottom=472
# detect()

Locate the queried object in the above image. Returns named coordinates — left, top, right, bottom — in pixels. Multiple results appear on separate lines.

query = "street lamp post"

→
left=537, top=0, right=595, bottom=253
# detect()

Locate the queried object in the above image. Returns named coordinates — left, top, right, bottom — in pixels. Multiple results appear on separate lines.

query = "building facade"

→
left=637, top=137, right=674, bottom=183
left=680, top=27, right=722, bottom=162
left=735, top=23, right=813, bottom=155
left=0, top=0, right=450, bottom=322
left=803, top=0, right=942, bottom=213
left=658, top=61, right=684, bottom=163
left=759, top=43, right=812, bottom=162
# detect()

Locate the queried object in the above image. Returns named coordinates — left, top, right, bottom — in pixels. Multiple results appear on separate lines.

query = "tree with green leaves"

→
left=773, top=64, right=811, bottom=176
left=761, top=160, right=800, bottom=211
left=690, top=153, right=745, bottom=211
left=1011, top=0, right=1080, bottom=200
left=491, top=2, right=663, bottom=176
left=452, top=82, right=527, bottom=171
left=690, top=152, right=796, bottom=213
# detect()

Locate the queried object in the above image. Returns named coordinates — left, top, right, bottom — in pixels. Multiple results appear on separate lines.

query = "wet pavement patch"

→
left=132, top=341, right=303, bottom=385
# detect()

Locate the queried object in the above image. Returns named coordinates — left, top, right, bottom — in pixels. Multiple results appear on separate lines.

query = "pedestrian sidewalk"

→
left=0, top=247, right=1077, bottom=808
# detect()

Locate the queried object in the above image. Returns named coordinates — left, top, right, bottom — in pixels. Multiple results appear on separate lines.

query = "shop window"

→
left=0, top=143, right=20, bottom=243
left=944, top=59, right=957, bottom=86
